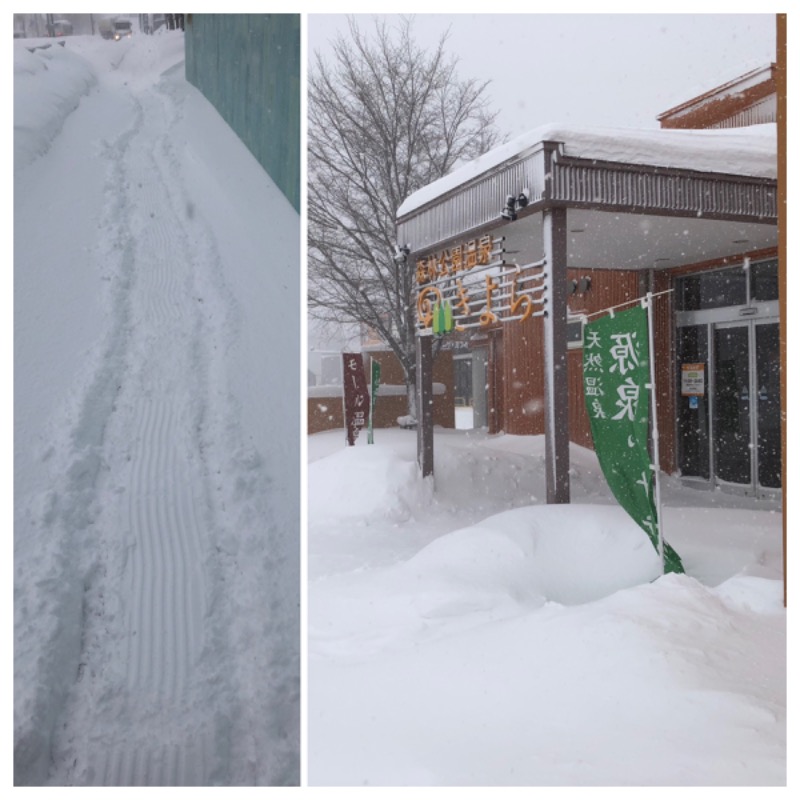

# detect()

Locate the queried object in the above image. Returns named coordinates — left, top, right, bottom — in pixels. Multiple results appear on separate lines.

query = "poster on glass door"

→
left=681, top=363, right=705, bottom=396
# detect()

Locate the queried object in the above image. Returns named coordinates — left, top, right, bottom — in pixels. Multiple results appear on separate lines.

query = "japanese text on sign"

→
left=681, top=363, right=705, bottom=396
left=414, top=234, right=547, bottom=334
left=342, top=352, right=370, bottom=446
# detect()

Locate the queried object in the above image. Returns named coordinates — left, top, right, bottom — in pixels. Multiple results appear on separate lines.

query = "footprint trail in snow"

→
left=14, top=34, right=299, bottom=786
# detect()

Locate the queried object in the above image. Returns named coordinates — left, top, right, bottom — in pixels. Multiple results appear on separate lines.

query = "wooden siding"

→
left=565, top=267, right=644, bottom=454
left=568, top=348, right=592, bottom=450
left=499, top=268, right=643, bottom=443
left=658, top=67, right=775, bottom=130
left=489, top=331, right=506, bottom=434
left=502, top=315, right=543, bottom=436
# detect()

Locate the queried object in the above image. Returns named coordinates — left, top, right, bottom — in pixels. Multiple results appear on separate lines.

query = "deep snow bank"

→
left=408, top=503, right=663, bottom=606
left=309, top=444, right=423, bottom=523
left=311, top=501, right=664, bottom=659
left=311, top=569, right=785, bottom=785
left=308, top=429, right=785, bottom=785
left=13, top=41, right=96, bottom=169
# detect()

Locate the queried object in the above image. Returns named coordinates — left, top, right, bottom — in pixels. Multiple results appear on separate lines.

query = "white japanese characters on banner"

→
left=342, top=353, right=370, bottom=446
left=583, top=306, right=684, bottom=574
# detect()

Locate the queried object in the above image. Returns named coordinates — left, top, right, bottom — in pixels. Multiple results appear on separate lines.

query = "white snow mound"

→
left=408, top=503, right=662, bottom=607
left=308, top=444, right=422, bottom=522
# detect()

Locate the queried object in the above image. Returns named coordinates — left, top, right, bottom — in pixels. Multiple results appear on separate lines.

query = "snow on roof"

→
left=397, top=122, right=777, bottom=218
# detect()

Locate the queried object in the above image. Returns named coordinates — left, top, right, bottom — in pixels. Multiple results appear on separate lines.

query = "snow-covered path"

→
left=14, top=34, right=299, bottom=786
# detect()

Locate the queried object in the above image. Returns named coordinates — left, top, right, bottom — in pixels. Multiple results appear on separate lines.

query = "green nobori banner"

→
left=368, top=358, right=381, bottom=444
left=583, top=305, right=684, bottom=574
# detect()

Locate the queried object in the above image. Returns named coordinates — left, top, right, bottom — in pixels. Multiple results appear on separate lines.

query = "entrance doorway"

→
left=677, top=317, right=780, bottom=494
left=713, top=321, right=780, bottom=489
left=675, top=259, right=780, bottom=495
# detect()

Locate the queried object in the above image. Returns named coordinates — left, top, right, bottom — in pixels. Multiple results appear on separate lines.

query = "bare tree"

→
left=308, top=16, right=500, bottom=417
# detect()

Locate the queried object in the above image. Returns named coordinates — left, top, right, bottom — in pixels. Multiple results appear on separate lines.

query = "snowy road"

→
left=14, top=34, right=299, bottom=785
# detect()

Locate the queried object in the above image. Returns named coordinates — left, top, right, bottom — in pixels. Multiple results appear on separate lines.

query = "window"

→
left=677, top=266, right=746, bottom=310
left=677, top=259, right=778, bottom=311
left=567, top=314, right=586, bottom=349
left=750, top=259, right=778, bottom=302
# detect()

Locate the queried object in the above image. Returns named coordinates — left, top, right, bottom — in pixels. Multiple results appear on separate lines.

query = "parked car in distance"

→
left=51, top=19, right=73, bottom=37
left=113, top=21, right=132, bottom=40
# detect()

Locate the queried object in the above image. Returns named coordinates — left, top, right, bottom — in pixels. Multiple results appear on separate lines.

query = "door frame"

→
left=712, top=319, right=756, bottom=491
left=675, top=303, right=779, bottom=497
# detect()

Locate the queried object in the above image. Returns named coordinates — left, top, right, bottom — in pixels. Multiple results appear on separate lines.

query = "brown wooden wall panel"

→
left=488, top=330, right=506, bottom=434
left=499, top=267, right=645, bottom=440
left=659, top=76, right=775, bottom=130
left=502, top=315, right=544, bottom=436
left=565, top=268, right=642, bottom=451
left=308, top=395, right=344, bottom=434
left=566, top=267, right=641, bottom=319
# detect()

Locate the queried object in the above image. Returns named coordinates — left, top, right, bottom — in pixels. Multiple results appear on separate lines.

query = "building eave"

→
left=397, top=148, right=777, bottom=259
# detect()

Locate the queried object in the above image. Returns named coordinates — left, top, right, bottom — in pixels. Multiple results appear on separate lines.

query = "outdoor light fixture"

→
left=501, top=195, right=517, bottom=221
left=500, top=188, right=530, bottom=222
left=568, top=276, right=592, bottom=295
left=394, top=243, right=411, bottom=263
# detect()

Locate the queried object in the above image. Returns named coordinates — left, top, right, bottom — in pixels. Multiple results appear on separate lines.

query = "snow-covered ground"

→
left=308, top=427, right=786, bottom=786
left=14, top=32, right=299, bottom=785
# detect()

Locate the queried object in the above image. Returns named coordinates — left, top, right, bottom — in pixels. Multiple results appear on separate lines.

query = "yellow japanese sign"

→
left=681, top=363, right=705, bottom=396
left=415, top=235, right=495, bottom=285
left=414, top=235, right=547, bottom=333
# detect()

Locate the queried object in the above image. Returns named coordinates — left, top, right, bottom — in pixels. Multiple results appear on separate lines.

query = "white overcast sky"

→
left=307, top=13, right=777, bottom=137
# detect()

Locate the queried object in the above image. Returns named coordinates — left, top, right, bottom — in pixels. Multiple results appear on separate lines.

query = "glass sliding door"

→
left=675, top=262, right=780, bottom=495
left=676, top=325, right=710, bottom=479
left=755, top=322, right=781, bottom=488
left=707, top=320, right=781, bottom=492
left=713, top=324, right=753, bottom=485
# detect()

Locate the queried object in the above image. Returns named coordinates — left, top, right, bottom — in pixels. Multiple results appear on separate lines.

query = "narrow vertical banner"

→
left=368, top=358, right=381, bottom=444
left=342, top=353, right=370, bottom=446
left=582, top=306, right=684, bottom=574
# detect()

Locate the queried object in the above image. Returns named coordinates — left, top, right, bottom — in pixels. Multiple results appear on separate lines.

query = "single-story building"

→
left=397, top=65, right=780, bottom=500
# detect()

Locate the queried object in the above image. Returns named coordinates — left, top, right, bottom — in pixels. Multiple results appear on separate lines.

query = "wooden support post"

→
left=777, top=13, right=787, bottom=606
left=416, top=334, right=434, bottom=478
left=542, top=207, right=570, bottom=504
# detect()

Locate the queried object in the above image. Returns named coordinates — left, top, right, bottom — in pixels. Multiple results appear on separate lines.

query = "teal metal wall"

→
left=185, top=14, right=300, bottom=212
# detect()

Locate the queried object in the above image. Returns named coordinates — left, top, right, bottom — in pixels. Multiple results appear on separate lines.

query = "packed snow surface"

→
left=308, top=428, right=785, bottom=786
left=397, top=122, right=777, bottom=216
left=14, top=32, right=299, bottom=785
